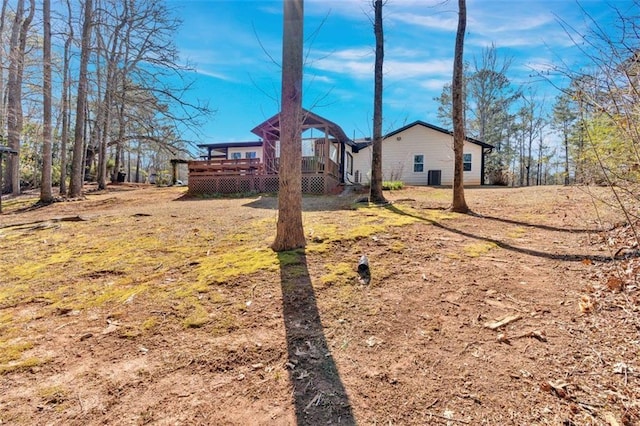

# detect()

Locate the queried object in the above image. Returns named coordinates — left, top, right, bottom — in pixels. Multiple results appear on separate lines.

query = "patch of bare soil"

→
left=0, top=184, right=638, bottom=425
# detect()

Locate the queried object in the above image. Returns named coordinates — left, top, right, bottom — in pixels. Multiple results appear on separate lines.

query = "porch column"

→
left=339, top=141, right=345, bottom=183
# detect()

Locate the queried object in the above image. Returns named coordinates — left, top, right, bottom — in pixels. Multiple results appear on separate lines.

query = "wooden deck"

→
left=188, top=157, right=341, bottom=195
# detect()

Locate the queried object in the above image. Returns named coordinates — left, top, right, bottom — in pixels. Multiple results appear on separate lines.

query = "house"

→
left=189, top=110, right=360, bottom=195
left=351, top=121, right=494, bottom=186
left=188, top=115, right=493, bottom=195
left=198, top=141, right=264, bottom=162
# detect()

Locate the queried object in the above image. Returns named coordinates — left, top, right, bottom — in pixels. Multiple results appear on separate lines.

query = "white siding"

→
left=227, top=146, right=264, bottom=160
left=351, top=124, right=485, bottom=186
left=352, top=145, right=372, bottom=184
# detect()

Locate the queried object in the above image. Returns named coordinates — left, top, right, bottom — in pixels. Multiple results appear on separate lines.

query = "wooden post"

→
left=171, top=159, right=178, bottom=185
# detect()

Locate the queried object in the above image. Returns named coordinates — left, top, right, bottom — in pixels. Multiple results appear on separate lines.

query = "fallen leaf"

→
left=606, top=276, right=624, bottom=292
left=546, top=380, right=570, bottom=399
left=578, top=295, right=596, bottom=314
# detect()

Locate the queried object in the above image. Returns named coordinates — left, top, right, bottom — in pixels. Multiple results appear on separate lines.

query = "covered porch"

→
left=188, top=109, right=353, bottom=194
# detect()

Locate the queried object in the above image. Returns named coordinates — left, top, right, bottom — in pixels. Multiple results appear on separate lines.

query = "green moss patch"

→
left=320, top=262, right=354, bottom=287
left=0, top=357, right=46, bottom=375
left=463, top=242, right=498, bottom=257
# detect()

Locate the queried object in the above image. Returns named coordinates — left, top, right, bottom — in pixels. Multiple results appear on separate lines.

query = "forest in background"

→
left=0, top=0, right=211, bottom=200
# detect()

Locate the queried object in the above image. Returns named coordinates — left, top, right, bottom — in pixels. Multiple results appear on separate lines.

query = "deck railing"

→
left=188, top=158, right=264, bottom=176
left=188, top=156, right=341, bottom=194
left=264, top=156, right=339, bottom=178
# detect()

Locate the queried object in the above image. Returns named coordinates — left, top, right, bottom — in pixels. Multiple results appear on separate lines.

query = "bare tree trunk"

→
left=451, top=0, right=469, bottom=213
left=113, top=101, right=127, bottom=183
left=519, top=133, right=525, bottom=186
left=112, top=138, right=122, bottom=182
left=564, top=132, right=569, bottom=185
left=69, top=0, right=93, bottom=197
left=536, top=133, right=544, bottom=186
left=92, top=60, right=106, bottom=188
left=369, top=0, right=386, bottom=204
left=0, top=0, right=8, bottom=146
left=526, top=132, right=533, bottom=186
left=135, top=141, right=142, bottom=182
left=272, top=0, right=305, bottom=252
left=5, top=0, right=23, bottom=194
left=41, top=0, right=54, bottom=202
left=59, top=0, right=73, bottom=195
left=6, top=0, right=34, bottom=195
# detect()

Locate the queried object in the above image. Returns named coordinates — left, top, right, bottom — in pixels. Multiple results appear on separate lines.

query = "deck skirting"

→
left=188, top=174, right=339, bottom=195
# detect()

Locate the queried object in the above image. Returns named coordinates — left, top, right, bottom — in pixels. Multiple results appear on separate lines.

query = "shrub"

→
left=382, top=180, right=404, bottom=190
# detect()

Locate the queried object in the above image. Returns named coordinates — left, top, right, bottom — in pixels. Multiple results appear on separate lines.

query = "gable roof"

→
left=384, top=121, right=494, bottom=150
left=251, top=108, right=355, bottom=147
left=197, top=141, right=263, bottom=149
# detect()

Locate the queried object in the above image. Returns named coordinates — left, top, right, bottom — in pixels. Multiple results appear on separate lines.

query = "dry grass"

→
left=0, top=184, right=637, bottom=425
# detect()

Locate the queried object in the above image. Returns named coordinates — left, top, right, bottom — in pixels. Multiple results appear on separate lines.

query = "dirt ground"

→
left=0, top=184, right=638, bottom=425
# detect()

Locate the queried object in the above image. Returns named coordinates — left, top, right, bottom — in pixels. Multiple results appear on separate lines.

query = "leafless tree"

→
left=369, top=0, right=387, bottom=204
left=552, top=92, right=577, bottom=185
left=517, top=89, right=545, bottom=186
left=86, top=0, right=211, bottom=187
left=58, top=0, right=74, bottom=195
left=40, top=0, right=54, bottom=202
left=6, top=0, right=35, bottom=195
left=69, top=0, right=93, bottom=198
left=554, top=1, right=640, bottom=244
left=272, top=0, right=305, bottom=251
left=451, top=0, right=468, bottom=212
left=0, top=0, right=9, bottom=143
left=436, top=45, right=520, bottom=185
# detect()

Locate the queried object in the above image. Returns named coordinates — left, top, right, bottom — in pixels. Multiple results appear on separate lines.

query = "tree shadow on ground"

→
left=277, top=250, right=355, bottom=425
left=473, top=213, right=607, bottom=234
left=245, top=195, right=358, bottom=212
left=173, top=192, right=358, bottom=212
left=394, top=201, right=606, bottom=234
left=385, top=204, right=625, bottom=263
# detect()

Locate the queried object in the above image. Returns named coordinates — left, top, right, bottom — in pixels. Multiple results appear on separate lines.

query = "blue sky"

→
left=167, top=0, right=625, bottom=149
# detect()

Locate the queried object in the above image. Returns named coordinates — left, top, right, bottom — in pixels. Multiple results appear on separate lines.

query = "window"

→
left=346, top=152, right=353, bottom=175
left=330, top=144, right=338, bottom=162
left=463, top=153, right=472, bottom=171
left=231, top=152, right=242, bottom=160
left=245, top=151, right=257, bottom=159
left=413, top=155, right=424, bottom=173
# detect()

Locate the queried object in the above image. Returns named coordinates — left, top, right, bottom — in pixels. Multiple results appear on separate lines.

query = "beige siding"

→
left=351, top=124, right=484, bottom=186
left=352, top=145, right=372, bottom=184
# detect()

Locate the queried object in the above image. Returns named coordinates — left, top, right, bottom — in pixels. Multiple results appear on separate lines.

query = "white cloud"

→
left=312, top=57, right=374, bottom=79
left=467, top=35, right=546, bottom=49
left=385, top=59, right=452, bottom=80
left=391, top=12, right=458, bottom=31
left=306, top=74, right=335, bottom=85
left=331, top=47, right=374, bottom=60
left=469, top=14, right=554, bottom=34
left=193, top=68, right=236, bottom=82
left=309, top=44, right=452, bottom=82
left=419, top=78, right=451, bottom=91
